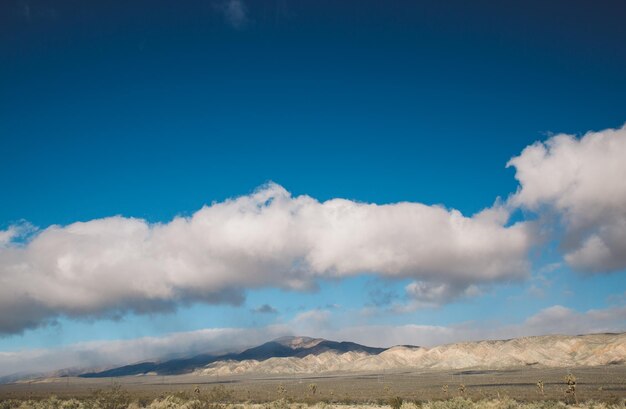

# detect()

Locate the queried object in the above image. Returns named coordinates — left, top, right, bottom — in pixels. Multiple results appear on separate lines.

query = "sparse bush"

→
left=91, top=382, right=131, bottom=409
left=401, top=402, right=422, bottom=409
left=60, top=399, right=83, bottom=409
left=521, top=400, right=564, bottom=409
left=488, top=397, right=519, bottom=409
left=603, top=394, right=622, bottom=407
left=4, top=390, right=626, bottom=409
left=564, top=374, right=577, bottom=405
left=269, top=399, right=290, bottom=409
left=276, top=385, right=287, bottom=399
left=427, top=396, right=474, bottom=409
left=0, top=400, right=22, bottom=409
left=389, top=396, right=404, bottom=409
left=206, top=385, right=234, bottom=403
left=149, top=395, right=187, bottom=409
left=536, top=381, right=544, bottom=397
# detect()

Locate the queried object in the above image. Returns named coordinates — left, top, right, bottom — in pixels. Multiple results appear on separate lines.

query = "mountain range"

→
left=79, top=332, right=626, bottom=378
left=80, top=336, right=386, bottom=377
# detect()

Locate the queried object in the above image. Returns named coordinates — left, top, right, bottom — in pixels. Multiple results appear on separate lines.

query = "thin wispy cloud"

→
left=366, top=281, right=397, bottom=307
left=332, top=304, right=626, bottom=349
left=0, top=326, right=289, bottom=379
left=252, top=304, right=278, bottom=314
left=14, top=0, right=57, bottom=22
left=216, top=0, right=248, bottom=29
left=2, top=303, right=625, bottom=378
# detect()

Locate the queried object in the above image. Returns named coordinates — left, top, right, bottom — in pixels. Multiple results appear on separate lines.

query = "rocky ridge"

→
left=196, top=333, right=626, bottom=375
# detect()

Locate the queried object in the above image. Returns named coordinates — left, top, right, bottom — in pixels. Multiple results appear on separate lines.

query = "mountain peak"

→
left=76, top=332, right=626, bottom=380
left=272, top=336, right=325, bottom=349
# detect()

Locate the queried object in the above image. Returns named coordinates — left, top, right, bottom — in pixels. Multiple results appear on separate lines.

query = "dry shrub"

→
left=426, top=397, right=474, bottom=409
left=91, top=382, right=131, bottom=409
left=389, top=397, right=404, bottom=409
left=3, top=394, right=626, bottom=409
left=401, top=402, right=422, bottom=409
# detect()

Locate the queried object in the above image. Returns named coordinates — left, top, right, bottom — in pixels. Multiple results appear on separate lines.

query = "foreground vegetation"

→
left=2, top=367, right=625, bottom=409
left=1, top=383, right=624, bottom=409
left=1, top=395, right=625, bottom=409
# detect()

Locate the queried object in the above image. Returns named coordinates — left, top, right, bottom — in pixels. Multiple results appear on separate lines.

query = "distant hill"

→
left=76, top=333, right=626, bottom=378
left=197, top=333, right=626, bottom=376
left=79, top=336, right=386, bottom=378
left=4, top=333, right=622, bottom=382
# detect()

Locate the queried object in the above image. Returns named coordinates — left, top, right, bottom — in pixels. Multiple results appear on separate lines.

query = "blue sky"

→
left=1, top=0, right=626, bottom=375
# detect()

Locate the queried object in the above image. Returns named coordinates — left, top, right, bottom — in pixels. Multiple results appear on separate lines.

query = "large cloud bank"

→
left=508, top=124, right=626, bottom=273
left=1, top=123, right=625, bottom=335
left=0, top=184, right=532, bottom=334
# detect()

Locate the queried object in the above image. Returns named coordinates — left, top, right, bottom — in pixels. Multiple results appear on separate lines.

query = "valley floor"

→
left=1, top=366, right=625, bottom=404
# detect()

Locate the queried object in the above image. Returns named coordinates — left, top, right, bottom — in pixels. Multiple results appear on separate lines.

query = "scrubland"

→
left=1, top=366, right=625, bottom=409
left=0, top=392, right=624, bottom=409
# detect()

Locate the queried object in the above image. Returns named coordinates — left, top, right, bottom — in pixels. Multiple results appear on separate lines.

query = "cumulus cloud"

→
left=0, top=183, right=533, bottom=335
left=507, top=124, right=626, bottom=273
left=3, top=124, right=625, bottom=336
left=403, top=280, right=482, bottom=308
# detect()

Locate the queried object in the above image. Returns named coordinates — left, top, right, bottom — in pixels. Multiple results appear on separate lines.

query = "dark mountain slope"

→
left=80, top=337, right=387, bottom=377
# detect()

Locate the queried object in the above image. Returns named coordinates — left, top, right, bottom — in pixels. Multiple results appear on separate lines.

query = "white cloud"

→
left=324, top=305, right=626, bottom=348
left=403, top=281, right=482, bottom=308
left=0, top=229, right=15, bottom=247
left=0, top=183, right=533, bottom=335
left=293, top=309, right=331, bottom=324
left=516, top=305, right=626, bottom=336
left=507, top=124, right=626, bottom=273
left=3, top=123, right=625, bottom=337
left=0, top=222, right=35, bottom=248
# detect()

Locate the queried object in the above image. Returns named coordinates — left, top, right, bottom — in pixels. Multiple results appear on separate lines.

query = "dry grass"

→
left=0, top=395, right=624, bottom=409
left=1, top=366, right=625, bottom=407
